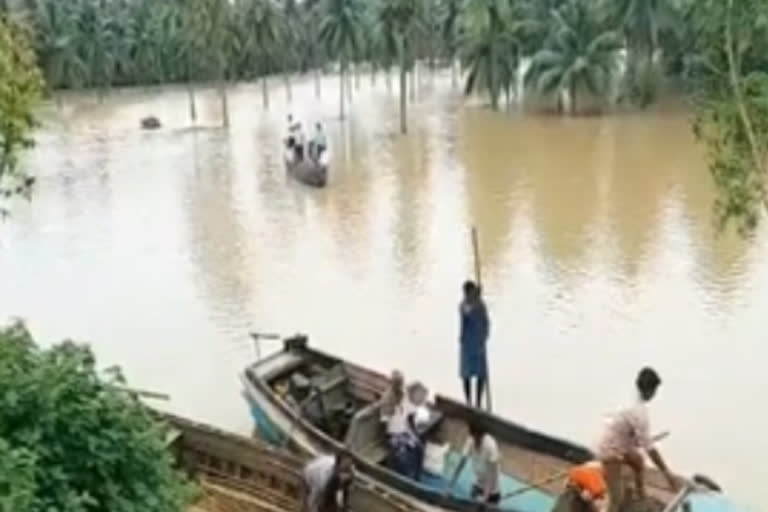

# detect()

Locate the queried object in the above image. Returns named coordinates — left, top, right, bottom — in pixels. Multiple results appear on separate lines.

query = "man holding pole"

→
left=596, top=367, right=679, bottom=512
left=458, top=279, right=490, bottom=409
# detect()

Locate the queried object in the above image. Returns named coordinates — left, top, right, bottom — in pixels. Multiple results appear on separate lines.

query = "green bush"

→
left=0, top=320, right=197, bottom=512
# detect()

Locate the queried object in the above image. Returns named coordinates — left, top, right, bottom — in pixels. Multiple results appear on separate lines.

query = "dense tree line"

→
left=2, top=0, right=765, bottom=124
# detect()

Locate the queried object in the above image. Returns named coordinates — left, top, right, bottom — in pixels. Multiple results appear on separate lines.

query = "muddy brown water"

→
left=0, top=72, right=763, bottom=510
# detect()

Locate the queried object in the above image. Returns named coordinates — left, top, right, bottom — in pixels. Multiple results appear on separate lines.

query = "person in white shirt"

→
left=379, top=370, right=425, bottom=479
left=595, top=367, right=678, bottom=512
left=445, top=422, right=500, bottom=504
left=302, top=450, right=353, bottom=512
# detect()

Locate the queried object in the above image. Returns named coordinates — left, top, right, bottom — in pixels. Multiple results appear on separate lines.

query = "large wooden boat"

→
left=240, top=335, right=744, bottom=512
left=160, top=411, right=427, bottom=512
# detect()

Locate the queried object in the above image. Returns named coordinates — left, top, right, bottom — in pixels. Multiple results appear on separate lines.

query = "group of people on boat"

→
left=285, top=114, right=328, bottom=166
left=300, top=280, right=682, bottom=512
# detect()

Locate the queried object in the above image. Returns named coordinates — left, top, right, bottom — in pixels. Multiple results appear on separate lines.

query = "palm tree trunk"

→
left=187, top=81, right=197, bottom=123
left=409, top=63, right=416, bottom=102
left=346, top=72, right=353, bottom=102
left=339, top=58, right=346, bottom=120
left=354, top=62, right=361, bottom=89
left=314, top=68, right=321, bottom=98
left=570, top=84, right=577, bottom=115
left=284, top=72, right=292, bottom=103
left=399, top=51, right=408, bottom=134
left=451, top=56, right=458, bottom=88
left=262, top=75, right=269, bottom=109
left=220, top=80, right=229, bottom=128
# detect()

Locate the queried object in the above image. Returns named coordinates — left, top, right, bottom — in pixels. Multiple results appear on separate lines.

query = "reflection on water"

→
left=0, top=74, right=764, bottom=510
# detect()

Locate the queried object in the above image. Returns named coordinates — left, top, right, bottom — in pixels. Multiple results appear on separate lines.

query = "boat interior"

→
left=248, top=341, right=729, bottom=512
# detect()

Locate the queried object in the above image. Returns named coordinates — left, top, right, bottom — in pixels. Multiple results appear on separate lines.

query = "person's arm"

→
left=647, top=448, right=678, bottom=490
left=380, top=394, right=393, bottom=424
left=445, top=457, right=467, bottom=496
left=482, top=460, right=500, bottom=500
left=302, top=479, right=317, bottom=512
left=479, top=303, right=490, bottom=342
left=634, top=412, right=677, bottom=491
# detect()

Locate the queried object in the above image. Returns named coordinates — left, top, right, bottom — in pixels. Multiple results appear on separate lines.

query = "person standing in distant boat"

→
left=302, top=449, right=354, bottom=512
left=458, top=280, right=490, bottom=408
left=295, top=122, right=306, bottom=161
left=312, top=122, right=327, bottom=163
left=595, top=367, right=679, bottom=512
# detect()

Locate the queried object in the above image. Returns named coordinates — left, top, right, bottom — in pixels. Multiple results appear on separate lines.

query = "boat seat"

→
left=345, top=402, right=388, bottom=463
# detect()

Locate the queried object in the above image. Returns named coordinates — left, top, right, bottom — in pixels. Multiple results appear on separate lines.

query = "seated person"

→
left=380, top=370, right=424, bottom=480
left=551, top=462, right=608, bottom=512
left=445, top=422, right=501, bottom=505
left=302, top=449, right=354, bottom=512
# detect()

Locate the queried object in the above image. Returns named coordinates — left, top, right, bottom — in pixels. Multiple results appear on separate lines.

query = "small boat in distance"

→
left=240, top=334, right=744, bottom=512
left=284, top=147, right=329, bottom=188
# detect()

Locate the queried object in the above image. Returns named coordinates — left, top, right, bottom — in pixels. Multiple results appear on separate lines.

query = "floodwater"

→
left=0, top=72, right=765, bottom=510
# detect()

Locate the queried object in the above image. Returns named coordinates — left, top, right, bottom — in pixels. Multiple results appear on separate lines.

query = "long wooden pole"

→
left=470, top=226, right=492, bottom=413
left=500, top=431, right=672, bottom=501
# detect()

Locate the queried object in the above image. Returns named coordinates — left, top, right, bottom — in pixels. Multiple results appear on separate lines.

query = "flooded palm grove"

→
left=0, top=74, right=765, bottom=510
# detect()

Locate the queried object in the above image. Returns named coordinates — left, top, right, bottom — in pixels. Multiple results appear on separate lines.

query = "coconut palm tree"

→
left=318, top=0, right=366, bottom=120
left=32, top=0, right=87, bottom=93
left=525, top=0, right=621, bottom=114
left=76, top=0, right=119, bottom=99
left=437, top=0, right=462, bottom=86
left=374, top=0, right=423, bottom=133
left=188, top=0, right=236, bottom=127
left=459, top=0, right=528, bottom=110
left=241, top=0, right=281, bottom=108
left=609, top=0, right=680, bottom=105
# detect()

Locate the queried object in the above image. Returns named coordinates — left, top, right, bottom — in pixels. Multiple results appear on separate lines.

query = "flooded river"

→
left=0, top=73, right=764, bottom=509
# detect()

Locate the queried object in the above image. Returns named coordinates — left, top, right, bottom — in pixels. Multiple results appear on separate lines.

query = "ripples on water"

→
left=0, top=73, right=764, bottom=510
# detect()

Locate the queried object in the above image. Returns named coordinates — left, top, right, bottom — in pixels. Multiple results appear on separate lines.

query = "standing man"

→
left=312, top=122, right=328, bottom=163
left=595, top=367, right=678, bottom=512
left=459, top=280, right=490, bottom=408
left=302, top=449, right=354, bottom=512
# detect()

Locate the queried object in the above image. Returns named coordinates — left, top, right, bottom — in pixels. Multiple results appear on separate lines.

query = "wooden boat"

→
left=159, top=411, right=427, bottom=512
left=285, top=153, right=328, bottom=188
left=240, top=335, right=744, bottom=512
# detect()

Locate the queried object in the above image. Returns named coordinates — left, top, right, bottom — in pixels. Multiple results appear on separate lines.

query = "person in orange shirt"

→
left=552, top=463, right=607, bottom=512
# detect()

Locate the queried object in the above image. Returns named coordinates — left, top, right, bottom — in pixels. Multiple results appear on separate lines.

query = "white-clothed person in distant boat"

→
left=286, top=114, right=298, bottom=147
left=294, top=122, right=306, bottom=162
left=445, top=422, right=501, bottom=505
left=311, top=122, right=328, bottom=163
left=302, top=449, right=354, bottom=512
